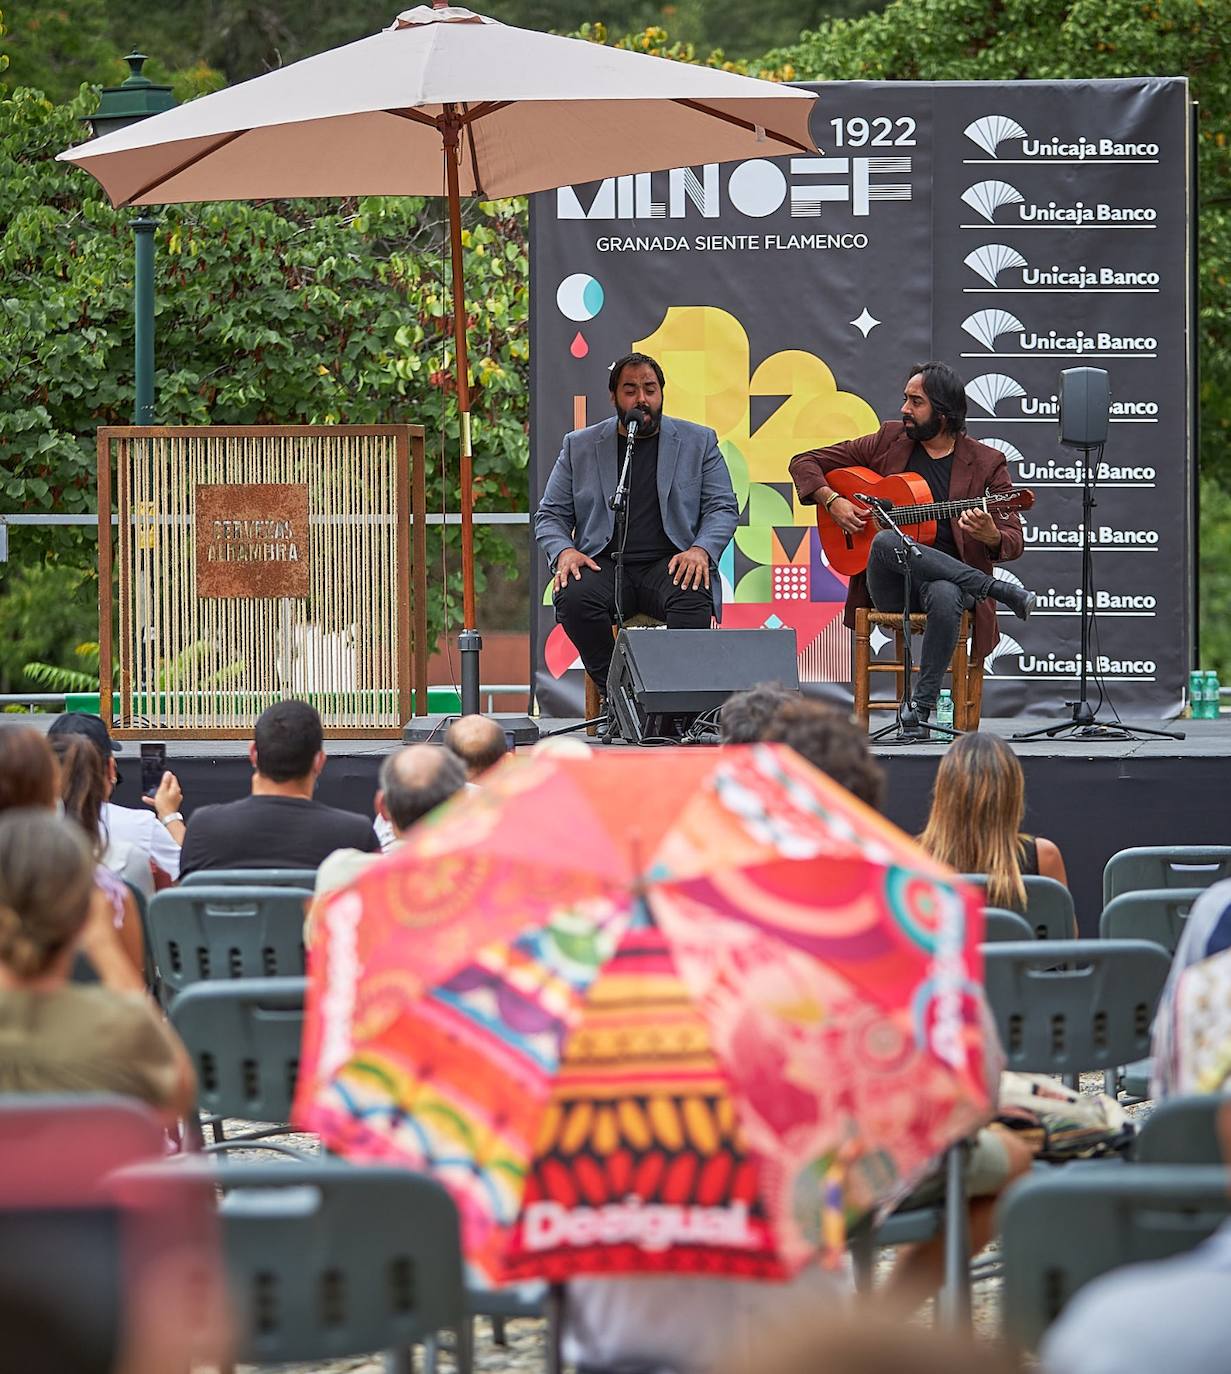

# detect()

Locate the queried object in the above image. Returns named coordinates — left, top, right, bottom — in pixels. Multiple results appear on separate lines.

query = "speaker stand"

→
left=1014, top=442, right=1182, bottom=744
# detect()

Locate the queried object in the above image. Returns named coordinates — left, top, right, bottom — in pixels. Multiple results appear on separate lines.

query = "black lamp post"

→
left=84, top=52, right=176, bottom=425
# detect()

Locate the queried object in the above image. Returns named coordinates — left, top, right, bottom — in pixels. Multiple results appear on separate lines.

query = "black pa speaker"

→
left=605, top=628, right=799, bottom=744
left=1059, top=367, right=1111, bottom=447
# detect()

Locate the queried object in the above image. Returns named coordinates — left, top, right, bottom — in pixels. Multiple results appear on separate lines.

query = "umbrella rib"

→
left=459, top=103, right=487, bottom=198
left=670, top=98, right=814, bottom=153
left=117, top=129, right=250, bottom=207
left=388, top=107, right=442, bottom=130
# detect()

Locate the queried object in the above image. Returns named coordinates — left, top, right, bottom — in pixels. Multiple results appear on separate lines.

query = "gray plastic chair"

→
left=1103, top=846, right=1231, bottom=905
left=962, top=874, right=1076, bottom=941
left=181, top=867, right=318, bottom=890
left=1098, top=887, right=1205, bottom=953
left=982, top=939, right=1170, bottom=1077
left=169, top=977, right=306, bottom=1142
left=1133, top=1095, right=1225, bottom=1164
left=147, top=886, right=308, bottom=1006
left=142, top=1158, right=470, bottom=1374
left=1000, top=1165, right=1231, bottom=1348
left=982, top=907, right=1034, bottom=943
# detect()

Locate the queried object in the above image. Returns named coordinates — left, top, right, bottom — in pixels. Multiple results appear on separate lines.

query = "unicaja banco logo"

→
left=965, top=373, right=1025, bottom=416
left=964, top=115, right=1160, bottom=161
left=960, top=311, right=1158, bottom=355
left=964, top=244, right=1028, bottom=285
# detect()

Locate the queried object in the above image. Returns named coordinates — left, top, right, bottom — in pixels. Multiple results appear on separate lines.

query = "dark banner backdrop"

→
left=528, top=79, right=1193, bottom=719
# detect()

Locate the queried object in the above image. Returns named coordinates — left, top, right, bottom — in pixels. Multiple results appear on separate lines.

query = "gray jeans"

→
left=865, top=529, right=993, bottom=709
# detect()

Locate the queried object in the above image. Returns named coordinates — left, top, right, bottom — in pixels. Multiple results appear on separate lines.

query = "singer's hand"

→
left=827, top=496, right=868, bottom=535
left=668, top=546, right=710, bottom=591
left=959, top=508, right=1002, bottom=550
left=553, top=548, right=601, bottom=592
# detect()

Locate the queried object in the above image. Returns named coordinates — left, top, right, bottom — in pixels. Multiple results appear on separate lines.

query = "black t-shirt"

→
left=607, top=431, right=677, bottom=564
left=905, top=443, right=959, bottom=559
left=178, top=793, right=380, bottom=877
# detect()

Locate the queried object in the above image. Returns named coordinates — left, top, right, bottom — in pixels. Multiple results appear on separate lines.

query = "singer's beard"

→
left=902, top=414, right=943, bottom=442
left=618, top=403, right=663, bottom=437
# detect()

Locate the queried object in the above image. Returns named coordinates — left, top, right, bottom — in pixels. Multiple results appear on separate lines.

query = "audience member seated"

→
left=46, top=732, right=146, bottom=979
left=0, top=809, right=195, bottom=1125
left=445, top=714, right=509, bottom=781
left=49, top=711, right=184, bottom=889
left=1040, top=1101, right=1231, bottom=1374
left=716, top=701, right=1031, bottom=1305
left=0, top=723, right=59, bottom=814
left=307, top=746, right=467, bottom=941
left=718, top=682, right=796, bottom=745
left=756, top=698, right=886, bottom=810
left=1151, top=876, right=1231, bottom=1098
left=919, top=731, right=1068, bottom=914
left=178, top=700, right=379, bottom=877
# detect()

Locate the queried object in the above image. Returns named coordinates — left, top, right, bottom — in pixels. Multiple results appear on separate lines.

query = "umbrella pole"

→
left=444, top=115, right=481, bottom=716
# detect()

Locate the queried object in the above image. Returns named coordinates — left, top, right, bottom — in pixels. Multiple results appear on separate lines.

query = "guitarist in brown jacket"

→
left=790, top=362, right=1036, bottom=723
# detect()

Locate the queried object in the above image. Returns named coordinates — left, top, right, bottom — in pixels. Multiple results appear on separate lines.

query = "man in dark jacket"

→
left=790, top=361, right=1035, bottom=721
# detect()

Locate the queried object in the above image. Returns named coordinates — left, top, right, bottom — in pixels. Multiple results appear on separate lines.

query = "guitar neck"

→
left=888, top=495, right=1008, bottom=524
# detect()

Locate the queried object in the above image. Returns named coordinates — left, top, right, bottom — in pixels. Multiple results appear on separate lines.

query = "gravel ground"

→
left=217, top=1076, right=1155, bottom=1372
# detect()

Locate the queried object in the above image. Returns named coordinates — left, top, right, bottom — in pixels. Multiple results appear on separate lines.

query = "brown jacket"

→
left=790, top=421, right=1025, bottom=661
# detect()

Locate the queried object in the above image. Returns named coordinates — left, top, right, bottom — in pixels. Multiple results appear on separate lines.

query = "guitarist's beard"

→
left=902, top=414, right=944, bottom=442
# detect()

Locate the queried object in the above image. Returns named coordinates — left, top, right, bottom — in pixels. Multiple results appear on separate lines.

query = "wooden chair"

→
left=582, top=613, right=665, bottom=736
left=852, top=607, right=983, bottom=729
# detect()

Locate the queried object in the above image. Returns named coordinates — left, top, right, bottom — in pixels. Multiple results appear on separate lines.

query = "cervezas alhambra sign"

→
left=195, top=483, right=311, bottom=598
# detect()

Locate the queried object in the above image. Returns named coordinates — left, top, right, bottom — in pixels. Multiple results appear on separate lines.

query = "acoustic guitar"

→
left=815, top=465, right=1035, bottom=577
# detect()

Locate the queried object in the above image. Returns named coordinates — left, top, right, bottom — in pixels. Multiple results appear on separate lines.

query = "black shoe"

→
left=994, top=581, right=1037, bottom=621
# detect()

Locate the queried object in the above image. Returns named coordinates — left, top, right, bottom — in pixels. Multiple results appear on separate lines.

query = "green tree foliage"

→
left=760, top=0, right=1231, bottom=501
left=0, top=84, right=528, bottom=690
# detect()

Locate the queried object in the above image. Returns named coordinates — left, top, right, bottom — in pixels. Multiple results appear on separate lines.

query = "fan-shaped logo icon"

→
left=964, top=244, right=1028, bottom=286
left=966, top=373, right=1026, bottom=416
left=965, top=115, right=1028, bottom=157
left=983, top=630, right=1023, bottom=676
left=962, top=310, right=1025, bottom=350
left=961, top=180, right=1025, bottom=223
left=981, top=437, right=1025, bottom=466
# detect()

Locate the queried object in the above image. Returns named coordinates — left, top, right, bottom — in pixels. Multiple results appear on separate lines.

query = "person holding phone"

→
left=47, top=713, right=184, bottom=889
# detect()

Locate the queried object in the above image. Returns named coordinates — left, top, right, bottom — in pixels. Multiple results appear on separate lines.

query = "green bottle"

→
left=1206, top=670, right=1221, bottom=720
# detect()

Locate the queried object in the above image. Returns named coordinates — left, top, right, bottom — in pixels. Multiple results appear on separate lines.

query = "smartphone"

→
left=504, top=730, right=517, bottom=754
left=140, top=742, right=167, bottom=797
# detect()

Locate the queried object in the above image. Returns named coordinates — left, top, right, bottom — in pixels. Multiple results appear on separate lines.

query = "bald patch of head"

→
left=445, top=714, right=509, bottom=777
left=378, top=745, right=466, bottom=833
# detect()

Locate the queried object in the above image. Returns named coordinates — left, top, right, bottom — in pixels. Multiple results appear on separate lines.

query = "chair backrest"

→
left=981, top=940, right=1172, bottom=1074
left=962, top=874, right=1076, bottom=941
left=1104, top=846, right=1231, bottom=905
left=1133, top=1094, right=1226, bottom=1164
left=147, top=885, right=307, bottom=1004
left=181, top=868, right=318, bottom=890
left=1098, top=887, right=1205, bottom=954
left=202, top=1160, right=468, bottom=1366
left=169, top=977, right=306, bottom=1125
left=0, top=1097, right=211, bottom=1374
left=983, top=907, right=1035, bottom=943
left=1000, top=1165, right=1231, bottom=1348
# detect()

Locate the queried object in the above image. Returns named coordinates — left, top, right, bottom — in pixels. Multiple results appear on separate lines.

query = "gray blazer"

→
left=534, top=415, right=739, bottom=608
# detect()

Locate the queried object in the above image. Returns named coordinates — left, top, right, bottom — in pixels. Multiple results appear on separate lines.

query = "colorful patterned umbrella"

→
left=294, top=745, right=991, bottom=1285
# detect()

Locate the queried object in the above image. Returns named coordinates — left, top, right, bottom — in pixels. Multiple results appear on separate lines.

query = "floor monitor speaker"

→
left=605, top=628, right=799, bottom=744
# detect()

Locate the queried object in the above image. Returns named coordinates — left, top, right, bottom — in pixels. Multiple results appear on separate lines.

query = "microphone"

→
left=611, top=406, right=651, bottom=512
left=853, top=492, right=892, bottom=509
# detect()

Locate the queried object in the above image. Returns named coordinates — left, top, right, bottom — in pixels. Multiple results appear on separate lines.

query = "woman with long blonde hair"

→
left=919, top=731, right=1067, bottom=910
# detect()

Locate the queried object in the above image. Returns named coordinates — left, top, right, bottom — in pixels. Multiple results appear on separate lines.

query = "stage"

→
left=102, top=716, right=1230, bottom=938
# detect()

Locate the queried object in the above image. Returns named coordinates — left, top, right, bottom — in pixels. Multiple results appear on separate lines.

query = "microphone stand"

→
left=859, top=496, right=960, bottom=746
left=1013, top=441, right=1182, bottom=742
left=610, top=419, right=638, bottom=632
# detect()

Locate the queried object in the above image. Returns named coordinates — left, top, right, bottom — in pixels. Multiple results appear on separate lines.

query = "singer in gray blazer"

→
left=534, top=353, right=739, bottom=696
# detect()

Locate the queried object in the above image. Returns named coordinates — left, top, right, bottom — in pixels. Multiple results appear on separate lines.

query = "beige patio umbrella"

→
left=59, top=2, right=818, bottom=713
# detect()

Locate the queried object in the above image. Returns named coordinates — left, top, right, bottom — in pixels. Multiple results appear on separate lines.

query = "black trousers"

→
left=865, top=530, right=994, bottom=709
left=553, top=553, right=714, bottom=691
